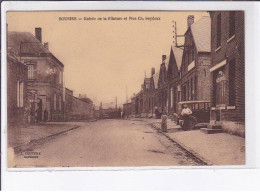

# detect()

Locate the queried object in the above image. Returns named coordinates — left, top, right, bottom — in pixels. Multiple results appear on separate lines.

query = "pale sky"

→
left=7, top=11, right=209, bottom=106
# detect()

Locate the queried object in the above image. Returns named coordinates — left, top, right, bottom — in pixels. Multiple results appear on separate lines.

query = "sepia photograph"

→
left=5, top=10, right=245, bottom=168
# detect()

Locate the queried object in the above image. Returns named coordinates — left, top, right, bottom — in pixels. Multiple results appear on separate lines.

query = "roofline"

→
left=72, top=95, right=93, bottom=104
left=178, top=101, right=211, bottom=104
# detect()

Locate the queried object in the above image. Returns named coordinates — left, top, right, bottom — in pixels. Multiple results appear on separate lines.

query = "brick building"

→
left=157, top=55, right=169, bottom=113
left=7, top=49, right=28, bottom=125
left=209, top=11, right=245, bottom=134
left=167, top=45, right=183, bottom=114
left=141, top=69, right=156, bottom=117
left=179, top=16, right=211, bottom=103
left=8, top=28, right=65, bottom=121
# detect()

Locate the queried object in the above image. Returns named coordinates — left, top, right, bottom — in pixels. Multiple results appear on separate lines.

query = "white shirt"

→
left=181, top=108, right=192, bottom=116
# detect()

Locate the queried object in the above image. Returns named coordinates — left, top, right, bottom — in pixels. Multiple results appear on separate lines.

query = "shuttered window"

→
left=17, top=81, right=24, bottom=107
left=27, top=64, right=35, bottom=79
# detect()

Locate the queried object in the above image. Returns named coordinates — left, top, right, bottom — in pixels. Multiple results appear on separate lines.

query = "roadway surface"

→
left=13, top=119, right=200, bottom=167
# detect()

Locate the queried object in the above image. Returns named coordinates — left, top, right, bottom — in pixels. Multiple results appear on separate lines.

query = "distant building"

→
left=123, top=102, right=132, bottom=118
left=8, top=28, right=65, bottom=121
left=141, top=68, right=156, bottom=117
left=157, top=55, right=169, bottom=113
left=65, top=89, right=94, bottom=121
left=71, top=96, right=93, bottom=120
left=64, top=88, right=73, bottom=120
left=209, top=11, right=245, bottom=133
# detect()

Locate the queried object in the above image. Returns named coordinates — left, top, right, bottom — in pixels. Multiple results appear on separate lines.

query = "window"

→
left=27, top=64, right=35, bottom=79
left=59, top=71, right=63, bottom=85
left=217, top=13, right=221, bottom=48
left=194, top=76, right=197, bottom=100
left=191, top=77, right=193, bottom=100
left=59, top=95, right=62, bottom=110
left=17, top=81, right=24, bottom=107
left=199, top=103, right=205, bottom=110
left=187, top=81, right=190, bottom=100
left=216, top=69, right=226, bottom=105
left=229, top=12, right=235, bottom=38
left=205, top=103, right=210, bottom=110
left=54, top=93, right=57, bottom=110
left=229, top=60, right=236, bottom=106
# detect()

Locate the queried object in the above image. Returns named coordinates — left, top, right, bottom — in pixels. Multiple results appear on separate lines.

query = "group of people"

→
left=25, top=106, right=49, bottom=123
left=160, top=104, right=193, bottom=132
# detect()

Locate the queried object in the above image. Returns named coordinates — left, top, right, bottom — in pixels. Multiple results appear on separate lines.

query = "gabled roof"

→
left=190, top=16, right=211, bottom=53
left=8, top=31, right=50, bottom=55
left=171, top=45, right=183, bottom=70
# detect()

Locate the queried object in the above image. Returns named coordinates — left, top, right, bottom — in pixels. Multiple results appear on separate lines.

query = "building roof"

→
left=171, top=45, right=183, bottom=70
left=8, top=31, right=50, bottom=55
left=144, top=77, right=152, bottom=84
left=190, top=16, right=211, bottom=53
left=8, top=31, right=64, bottom=67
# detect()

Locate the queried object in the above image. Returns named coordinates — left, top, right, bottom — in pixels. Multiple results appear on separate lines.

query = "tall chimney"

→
left=187, top=15, right=194, bottom=29
left=35, top=27, right=42, bottom=43
left=44, top=42, right=49, bottom=50
left=151, top=67, right=155, bottom=77
left=162, top=55, right=166, bottom=63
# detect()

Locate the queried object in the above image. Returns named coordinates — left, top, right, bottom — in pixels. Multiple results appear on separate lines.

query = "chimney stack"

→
left=162, top=55, right=166, bottom=63
left=35, top=27, right=42, bottom=43
left=44, top=42, right=49, bottom=50
left=187, top=15, right=194, bottom=29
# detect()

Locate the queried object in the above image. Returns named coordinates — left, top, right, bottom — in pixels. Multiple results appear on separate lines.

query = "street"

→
left=13, top=119, right=200, bottom=167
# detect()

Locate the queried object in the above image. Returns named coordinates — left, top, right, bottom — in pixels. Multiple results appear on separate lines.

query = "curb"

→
left=148, top=122, right=213, bottom=166
left=13, top=125, right=80, bottom=153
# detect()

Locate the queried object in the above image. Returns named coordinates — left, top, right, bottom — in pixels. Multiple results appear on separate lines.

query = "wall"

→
left=70, top=97, right=93, bottom=120
left=210, top=11, right=245, bottom=123
left=7, top=54, right=28, bottom=125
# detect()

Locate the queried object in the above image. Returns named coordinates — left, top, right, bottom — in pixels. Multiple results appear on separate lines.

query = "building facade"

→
left=167, top=45, right=183, bottom=114
left=141, top=69, right=156, bottom=117
left=8, top=28, right=65, bottom=121
left=157, top=55, right=169, bottom=113
left=179, top=16, right=211, bottom=103
left=209, top=11, right=245, bottom=134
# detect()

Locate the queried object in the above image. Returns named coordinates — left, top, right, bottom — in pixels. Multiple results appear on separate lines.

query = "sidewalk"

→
left=8, top=122, right=79, bottom=149
left=147, top=119, right=245, bottom=165
left=166, top=131, right=245, bottom=165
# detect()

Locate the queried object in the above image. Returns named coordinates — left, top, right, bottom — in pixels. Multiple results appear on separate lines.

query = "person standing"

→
left=161, top=109, right=168, bottom=132
left=181, top=104, right=192, bottom=130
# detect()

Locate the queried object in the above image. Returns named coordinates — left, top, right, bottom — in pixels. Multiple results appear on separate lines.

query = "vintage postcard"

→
left=5, top=10, right=245, bottom=168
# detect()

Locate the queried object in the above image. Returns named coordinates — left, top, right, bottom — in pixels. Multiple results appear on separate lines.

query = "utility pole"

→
left=126, top=85, right=128, bottom=118
left=172, top=20, right=177, bottom=46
